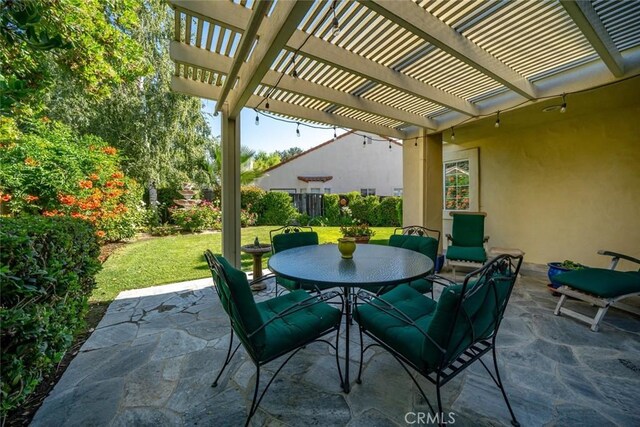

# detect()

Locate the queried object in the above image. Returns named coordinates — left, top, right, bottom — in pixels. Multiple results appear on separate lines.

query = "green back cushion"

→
left=389, top=234, right=438, bottom=265
left=554, top=268, right=640, bottom=298
left=215, top=256, right=263, bottom=335
left=272, top=231, right=319, bottom=253
left=424, top=273, right=513, bottom=368
left=451, top=214, right=485, bottom=247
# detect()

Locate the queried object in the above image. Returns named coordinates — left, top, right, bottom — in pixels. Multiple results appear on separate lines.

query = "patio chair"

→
left=354, top=254, right=523, bottom=426
left=445, top=212, right=489, bottom=279
left=376, top=226, right=440, bottom=296
left=204, top=250, right=343, bottom=426
left=269, top=223, right=330, bottom=293
left=553, top=250, right=640, bottom=332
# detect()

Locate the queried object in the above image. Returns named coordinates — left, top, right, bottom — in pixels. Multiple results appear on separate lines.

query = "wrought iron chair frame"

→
left=204, top=250, right=344, bottom=426
left=354, top=254, right=523, bottom=427
left=269, top=222, right=319, bottom=295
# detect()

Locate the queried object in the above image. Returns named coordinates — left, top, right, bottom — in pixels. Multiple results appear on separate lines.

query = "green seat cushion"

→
left=276, top=276, right=300, bottom=291
left=255, top=290, right=341, bottom=362
left=446, top=245, right=486, bottom=263
left=272, top=232, right=318, bottom=253
left=215, top=256, right=263, bottom=335
left=389, top=235, right=438, bottom=266
left=554, top=269, right=640, bottom=298
left=354, top=286, right=437, bottom=371
left=451, top=214, right=485, bottom=247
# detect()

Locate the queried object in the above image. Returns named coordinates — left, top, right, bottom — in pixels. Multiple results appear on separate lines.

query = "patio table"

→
left=268, top=243, right=433, bottom=393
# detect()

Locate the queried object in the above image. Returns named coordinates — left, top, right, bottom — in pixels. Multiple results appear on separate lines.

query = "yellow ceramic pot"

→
left=338, top=237, right=357, bottom=259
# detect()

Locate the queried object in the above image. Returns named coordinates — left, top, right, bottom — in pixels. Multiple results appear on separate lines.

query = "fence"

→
left=290, top=193, right=324, bottom=218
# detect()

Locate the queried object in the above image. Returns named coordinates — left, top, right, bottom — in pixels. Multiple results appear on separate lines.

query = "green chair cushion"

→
left=451, top=214, right=485, bottom=247
left=554, top=269, right=640, bottom=298
left=255, top=290, right=341, bottom=362
left=376, top=279, right=434, bottom=295
left=446, top=245, right=487, bottom=263
left=276, top=276, right=300, bottom=291
left=215, top=256, right=263, bottom=335
left=354, top=286, right=437, bottom=371
left=272, top=231, right=319, bottom=253
left=389, top=234, right=438, bottom=266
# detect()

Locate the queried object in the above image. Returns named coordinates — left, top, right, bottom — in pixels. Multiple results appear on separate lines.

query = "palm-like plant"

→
left=206, top=140, right=266, bottom=195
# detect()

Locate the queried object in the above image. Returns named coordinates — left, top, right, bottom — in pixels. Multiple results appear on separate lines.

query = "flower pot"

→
left=338, top=237, right=357, bottom=259
left=547, top=262, right=571, bottom=288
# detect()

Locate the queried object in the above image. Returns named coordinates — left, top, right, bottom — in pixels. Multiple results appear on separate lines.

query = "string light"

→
left=494, top=111, right=501, bottom=128
left=265, top=99, right=270, bottom=109
left=255, top=112, right=259, bottom=126
left=296, top=122, right=300, bottom=137
left=388, top=141, right=392, bottom=150
left=451, top=126, right=455, bottom=141
left=414, top=139, right=418, bottom=147
left=291, top=56, right=298, bottom=79
left=332, top=1, right=340, bottom=37
left=560, top=93, right=567, bottom=113
left=333, top=126, right=337, bottom=141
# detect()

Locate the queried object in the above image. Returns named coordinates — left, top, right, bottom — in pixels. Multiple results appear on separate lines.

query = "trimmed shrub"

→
left=375, top=196, right=401, bottom=227
left=0, top=216, right=101, bottom=417
left=169, top=200, right=222, bottom=232
left=323, top=194, right=341, bottom=225
left=240, top=185, right=266, bottom=213
left=255, top=191, right=298, bottom=225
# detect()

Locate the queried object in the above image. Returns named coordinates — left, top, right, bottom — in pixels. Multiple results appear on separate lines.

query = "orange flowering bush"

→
left=0, top=121, right=143, bottom=241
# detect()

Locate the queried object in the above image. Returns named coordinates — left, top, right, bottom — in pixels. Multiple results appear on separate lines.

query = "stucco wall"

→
left=255, top=132, right=403, bottom=196
left=442, top=77, right=640, bottom=269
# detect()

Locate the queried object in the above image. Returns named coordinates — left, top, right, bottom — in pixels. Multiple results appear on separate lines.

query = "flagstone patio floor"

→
left=31, top=271, right=640, bottom=426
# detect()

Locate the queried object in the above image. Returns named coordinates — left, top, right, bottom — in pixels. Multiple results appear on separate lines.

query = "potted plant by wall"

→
left=547, top=260, right=588, bottom=289
left=340, top=223, right=375, bottom=244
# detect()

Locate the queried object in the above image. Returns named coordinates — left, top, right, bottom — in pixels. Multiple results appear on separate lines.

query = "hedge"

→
left=255, top=191, right=299, bottom=225
left=0, top=216, right=101, bottom=418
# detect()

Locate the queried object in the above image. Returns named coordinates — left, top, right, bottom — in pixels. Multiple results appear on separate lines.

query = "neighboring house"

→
left=254, top=131, right=403, bottom=196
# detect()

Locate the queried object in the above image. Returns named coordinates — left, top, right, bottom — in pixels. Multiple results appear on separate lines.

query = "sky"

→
left=202, top=99, right=348, bottom=153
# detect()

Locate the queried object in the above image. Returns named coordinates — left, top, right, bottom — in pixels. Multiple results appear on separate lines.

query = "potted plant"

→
left=340, top=223, right=375, bottom=244
left=547, top=259, right=587, bottom=289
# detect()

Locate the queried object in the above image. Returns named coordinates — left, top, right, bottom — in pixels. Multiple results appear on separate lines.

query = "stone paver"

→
left=31, top=273, right=640, bottom=426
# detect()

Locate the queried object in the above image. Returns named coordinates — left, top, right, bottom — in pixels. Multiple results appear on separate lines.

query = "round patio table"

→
left=268, top=243, right=433, bottom=393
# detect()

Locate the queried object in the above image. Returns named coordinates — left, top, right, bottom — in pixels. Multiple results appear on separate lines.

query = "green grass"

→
left=93, top=226, right=395, bottom=303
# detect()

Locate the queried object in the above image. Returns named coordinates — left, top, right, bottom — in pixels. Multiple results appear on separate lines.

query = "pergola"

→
left=168, top=0, right=640, bottom=265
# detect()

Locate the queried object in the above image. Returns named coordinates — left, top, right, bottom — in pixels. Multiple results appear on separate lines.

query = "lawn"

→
left=92, top=226, right=396, bottom=303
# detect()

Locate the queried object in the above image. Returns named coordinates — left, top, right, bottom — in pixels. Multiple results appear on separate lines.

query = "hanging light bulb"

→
left=388, top=142, right=392, bottom=150
left=451, top=126, right=455, bottom=141
left=296, top=122, right=300, bottom=137
left=560, top=93, right=567, bottom=113
left=494, top=111, right=501, bottom=128
left=291, top=69, right=298, bottom=79
left=255, top=113, right=259, bottom=126
left=414, top=139, right=418, bottom=147
left=333, top=126, right=337, bottom=141
left=332, top=1, right=340, bottom=36
left=363, top=135, right=366, bottom=147
left=265, top=99, right=270, bottom=110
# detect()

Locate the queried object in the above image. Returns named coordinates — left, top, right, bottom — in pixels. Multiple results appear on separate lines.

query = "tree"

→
left=207, top=142, right=265, bottom=199
left=45, top=0, right=213, bottom=188
left=276, top=147, right=303, bottom=161
left=253, top=150, right=281, bottom=171
left=1, top=0, right=148, bottom=118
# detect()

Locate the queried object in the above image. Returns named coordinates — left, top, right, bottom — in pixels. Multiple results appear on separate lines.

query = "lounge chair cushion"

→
left=254, top=290, right=341, bottom=362
left=451, top=214, right=485, bottom=247
left=446, top=245, right=487, bottom=263
left=354, top=285, right=437, bottom=371
left=554, top=269, right=640, bottom=298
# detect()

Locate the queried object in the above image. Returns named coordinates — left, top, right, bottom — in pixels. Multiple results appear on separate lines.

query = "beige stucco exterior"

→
left=255, top=131, right=403, bottom=196
left=409, top=77, right=640, bottom=269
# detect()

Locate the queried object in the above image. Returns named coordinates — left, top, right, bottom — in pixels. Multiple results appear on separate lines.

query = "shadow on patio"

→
left=31, top=273, right=640, bottom=426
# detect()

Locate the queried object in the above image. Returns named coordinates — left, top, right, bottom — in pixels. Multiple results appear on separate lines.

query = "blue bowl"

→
left=547, top=262, right=571, bottom=288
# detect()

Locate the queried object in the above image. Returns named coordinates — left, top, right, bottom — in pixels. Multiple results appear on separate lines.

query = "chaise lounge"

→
left=553, top=250, right=640, bottom=332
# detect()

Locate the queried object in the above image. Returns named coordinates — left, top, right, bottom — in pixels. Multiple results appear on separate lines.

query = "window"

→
left=393, top=188, right=403, bottom=197
left=310, top=188, right=321, bottom=194
left=271, top=188, right=296, bottom=194
left=444, top=160, right=470, bottom=210
left=324, top=188, right=331, bottom=194
left=299, top=188, right=307, bottom=193
left=361, top=188, right=376, bottom=196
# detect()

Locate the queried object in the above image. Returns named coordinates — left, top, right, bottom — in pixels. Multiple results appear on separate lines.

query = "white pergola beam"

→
left=170, top=42, right=438, bottom=129
left=171, top=76, right=406, bottom=139
left=214, top=0, right=271, bottom=114
left=227, top=1, right=313, bottom=118
left=171, top=0, right=479, bottom=117
left=361, top=0, right=538, bottom=100
left=561, top=0, right=624, bottom=77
